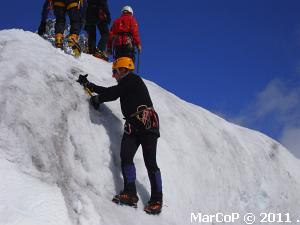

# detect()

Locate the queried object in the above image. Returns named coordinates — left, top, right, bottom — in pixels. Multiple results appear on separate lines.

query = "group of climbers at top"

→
left=38, top=0, right=141, bottom=61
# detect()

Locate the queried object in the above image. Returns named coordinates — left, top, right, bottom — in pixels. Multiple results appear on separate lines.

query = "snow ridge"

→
left=0, top=29, right=300, bottom=225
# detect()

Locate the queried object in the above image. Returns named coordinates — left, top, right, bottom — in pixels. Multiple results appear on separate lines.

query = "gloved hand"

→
left=90, top=95, right=101, bottom=110
left=77, top=74, right=89, bottom=87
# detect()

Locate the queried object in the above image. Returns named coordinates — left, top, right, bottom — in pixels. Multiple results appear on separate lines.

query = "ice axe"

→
left=84, top=86, right=93, bottom=97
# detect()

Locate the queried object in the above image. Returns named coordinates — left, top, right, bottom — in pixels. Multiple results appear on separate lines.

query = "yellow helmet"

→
left=112, top=57, right=135, bottom=70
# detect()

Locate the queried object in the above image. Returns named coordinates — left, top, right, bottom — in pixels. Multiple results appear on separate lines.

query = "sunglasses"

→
left=112, top=68, right=127, bottom=76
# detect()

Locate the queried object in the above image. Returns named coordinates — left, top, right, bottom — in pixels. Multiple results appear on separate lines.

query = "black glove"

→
left=77, top=74, right=89, bottom=87
left=38, top=22, right=46, bottom=36
left=90, top=95, right=101, bottom=110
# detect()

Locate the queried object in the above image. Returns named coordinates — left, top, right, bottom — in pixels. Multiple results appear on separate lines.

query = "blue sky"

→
left=1, top=0, right=300, bottom=157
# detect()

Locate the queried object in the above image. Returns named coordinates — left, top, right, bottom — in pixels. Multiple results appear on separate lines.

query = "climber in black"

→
left=77, top=57, right=163, bottom=215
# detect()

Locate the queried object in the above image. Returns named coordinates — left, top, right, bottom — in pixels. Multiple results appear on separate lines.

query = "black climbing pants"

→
left=85, top=22, right=109, bottom=54
left=121, top=132, right=159, bottom=172
left=120, top=132, right=162, bottom=201
left=54, top=0, right=81, bottom=35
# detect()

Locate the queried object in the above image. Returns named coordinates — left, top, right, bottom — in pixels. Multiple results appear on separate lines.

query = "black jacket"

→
left=87, top=73, right=153, bottom=119
left=87, top=73, right=159, bottom=136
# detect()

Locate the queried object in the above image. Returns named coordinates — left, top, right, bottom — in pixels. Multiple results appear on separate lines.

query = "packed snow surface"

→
left=0, top=29, right=300, bottom=225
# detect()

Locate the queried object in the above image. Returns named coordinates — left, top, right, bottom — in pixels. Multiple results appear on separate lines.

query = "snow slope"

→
left=0, top=29, right=300, bottom=225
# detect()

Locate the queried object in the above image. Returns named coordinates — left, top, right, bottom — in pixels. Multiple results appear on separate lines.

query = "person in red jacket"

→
left=107, top=6, right=141, bottom=61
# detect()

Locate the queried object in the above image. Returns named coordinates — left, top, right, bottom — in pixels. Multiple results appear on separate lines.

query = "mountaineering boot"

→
left=55, top=33, right=63, bottom=48
left=68, top=34, right=79, bottom=47
left=112, top=191, right=139, bottom=208
left=93, top=48, right=109, bottom=61
left=113, top=165, right=138, bottom=207
left=68, top=34, right=81, bottom=57
left=144, top=170, right=163, bottom=214
left=144, top=200, right=162, bottom=215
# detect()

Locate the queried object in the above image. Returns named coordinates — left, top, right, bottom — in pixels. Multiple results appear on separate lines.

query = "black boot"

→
left=112, top=164, right=138, bottom=207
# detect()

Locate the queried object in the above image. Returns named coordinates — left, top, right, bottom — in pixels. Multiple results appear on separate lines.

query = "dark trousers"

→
left=54, top=1, right=81, bottom=35
left=85, top=22, right=109, bottom=54
left=114, top=45, right=135, bottom=62
left=120, top=132, right=162, bottom=201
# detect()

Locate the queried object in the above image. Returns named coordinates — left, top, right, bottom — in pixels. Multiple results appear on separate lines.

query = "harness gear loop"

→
left=131, top=105, right=159, bottom=129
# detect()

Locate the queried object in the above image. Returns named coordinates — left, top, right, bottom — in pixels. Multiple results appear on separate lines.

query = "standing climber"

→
left=85, top=0, right=111, bottom=61
left=107, top=6, right=141, bottom=61
left=77, top=57, right=163, bottom=215
left=53, top=0, right=82, bottom=56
